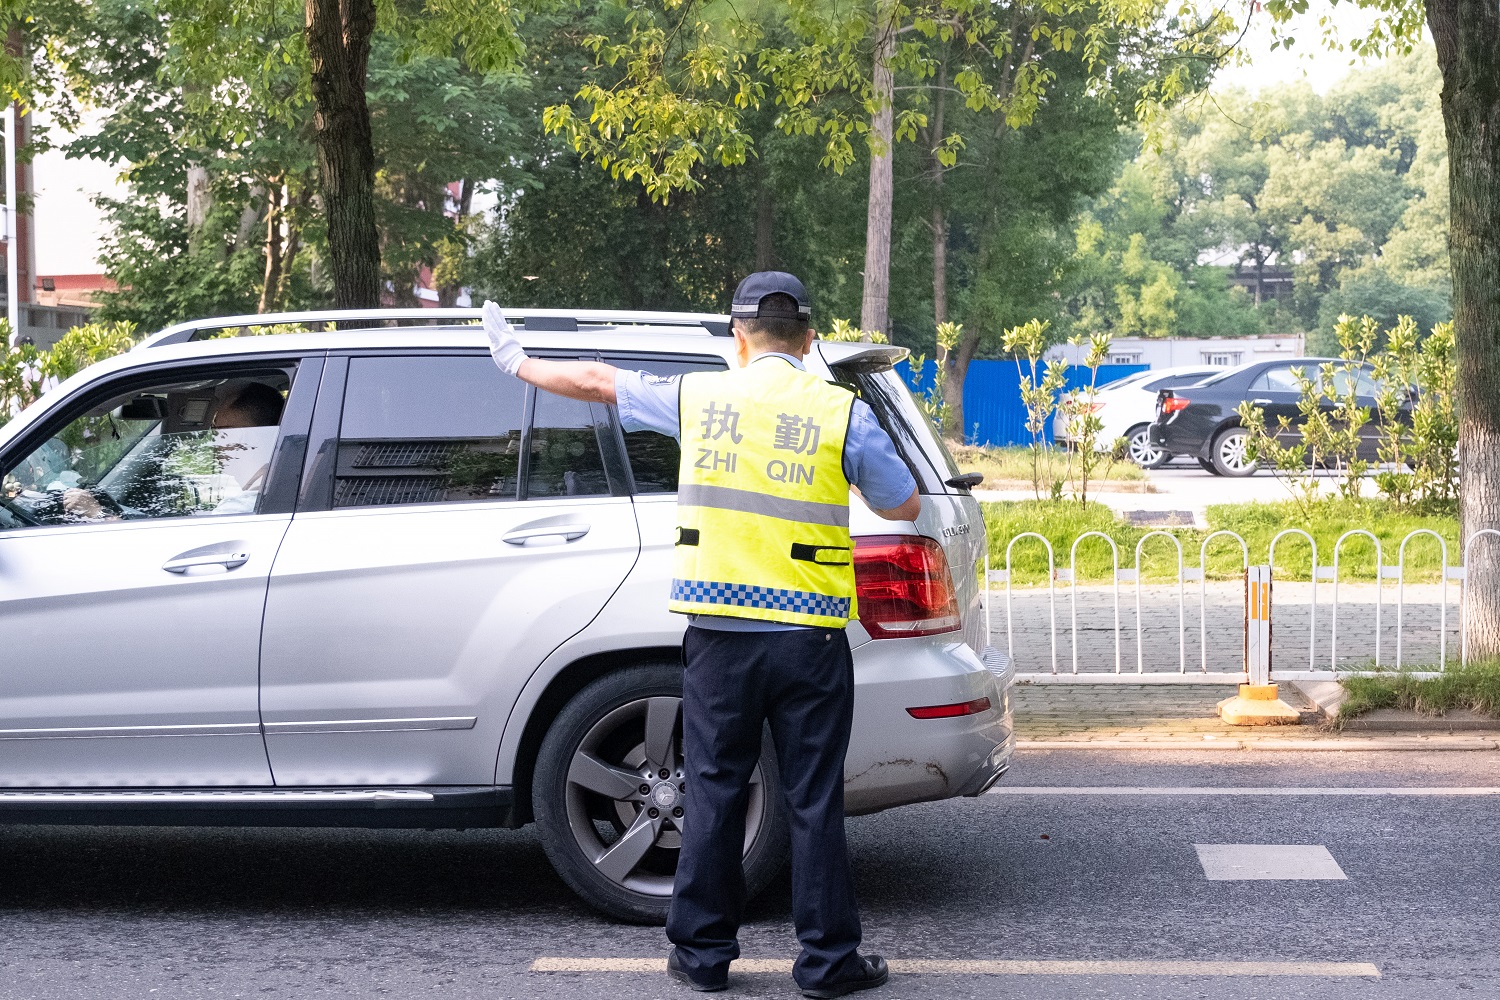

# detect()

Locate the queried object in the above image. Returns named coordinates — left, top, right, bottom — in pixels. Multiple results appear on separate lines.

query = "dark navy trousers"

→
left=666, top=624, right=863, bottom=990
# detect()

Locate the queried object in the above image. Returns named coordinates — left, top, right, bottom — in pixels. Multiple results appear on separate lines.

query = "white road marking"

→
left=988, top=785, right=1500, bottom=796
left=1195, top=844, right=1348, bottom=881
left=1015, top=738, right=1500, bottom=750
left=531, top=957, right=1380, bottom=977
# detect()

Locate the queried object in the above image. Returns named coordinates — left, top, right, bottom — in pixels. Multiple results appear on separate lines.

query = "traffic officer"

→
left=481, top=272, right=919, bottom=998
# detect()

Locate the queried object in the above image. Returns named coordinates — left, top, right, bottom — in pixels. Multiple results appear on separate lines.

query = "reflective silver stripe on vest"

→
left=677, top=484, right=850, bottom=528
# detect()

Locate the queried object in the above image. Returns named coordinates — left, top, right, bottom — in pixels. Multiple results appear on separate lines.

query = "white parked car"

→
left=1053, top=365, right=1222, bottom=468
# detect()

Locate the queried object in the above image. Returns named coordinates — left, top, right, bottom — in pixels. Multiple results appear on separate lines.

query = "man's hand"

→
left=61, top=488, right=119, bottom=522
left=483, top=301, right=528, bottom=376
left=481, top=301, right=618, bottom=403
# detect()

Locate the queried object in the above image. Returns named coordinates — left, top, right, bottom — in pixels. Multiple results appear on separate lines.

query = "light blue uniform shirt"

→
left=614, top=352, right=919, bottom=632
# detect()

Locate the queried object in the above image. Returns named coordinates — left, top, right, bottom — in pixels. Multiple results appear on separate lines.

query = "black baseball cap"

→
left=731, top=271, right=811, bottom=320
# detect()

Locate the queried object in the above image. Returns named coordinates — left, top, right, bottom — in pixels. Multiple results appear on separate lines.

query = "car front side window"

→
left=1, top=368, right=295, bottom=530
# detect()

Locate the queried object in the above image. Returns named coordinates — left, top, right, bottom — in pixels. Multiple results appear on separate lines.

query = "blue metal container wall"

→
left=893, top=359, right=1148, bottom=446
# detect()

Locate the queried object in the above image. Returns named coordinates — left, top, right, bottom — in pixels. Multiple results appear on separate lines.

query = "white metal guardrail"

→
left=982, top=527, right=1491, bottom=684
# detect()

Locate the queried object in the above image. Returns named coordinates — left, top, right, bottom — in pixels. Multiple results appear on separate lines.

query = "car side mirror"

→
left=946, top=472, right=983, bottom=490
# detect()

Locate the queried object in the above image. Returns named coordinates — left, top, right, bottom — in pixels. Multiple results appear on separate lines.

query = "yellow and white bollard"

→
left=1219, top=565, right=1301, bottom=726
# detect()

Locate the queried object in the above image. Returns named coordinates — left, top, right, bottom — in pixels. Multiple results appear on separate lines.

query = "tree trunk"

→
left=930, top=60, right=964, bottom=439
left=234, top=186, right=263, bottom=253
left=258, top=182, right=283, bottom=314
left=186, top=164, right=212, bottom=241
left=942, top=326, right=979, bottom=442
left=859, top=0, right=897, bottom=340
left=755, top=175, right=776, bottom=271
left=279, top=198, right=303, bottom=306
left=305, top=0, right=381, bottom=313
left=930, top=58, right=948, bottom=329
left=1429, top=0, right=1500, bottom=659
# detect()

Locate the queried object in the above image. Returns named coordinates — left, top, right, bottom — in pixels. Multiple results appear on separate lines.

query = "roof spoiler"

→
left=818, top=341, right=910, bottom=373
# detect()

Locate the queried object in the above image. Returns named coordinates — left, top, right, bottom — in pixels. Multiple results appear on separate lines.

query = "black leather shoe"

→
left=667, top=949, right=729, bottom=993
left=800, top=954, right=889, bottom=998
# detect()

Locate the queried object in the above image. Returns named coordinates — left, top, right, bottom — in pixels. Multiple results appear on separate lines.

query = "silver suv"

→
left=0, top=308, right=1013, bottom=922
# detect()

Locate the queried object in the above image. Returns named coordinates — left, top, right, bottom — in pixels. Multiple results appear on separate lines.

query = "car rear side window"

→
left=335, top=356, right=526, bottom=507
left=832, top=367, right=950, bottom=494
left=605, top=355, right=728, bottom=493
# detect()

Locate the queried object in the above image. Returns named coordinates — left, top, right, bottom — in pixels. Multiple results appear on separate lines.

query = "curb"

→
left=1017, top=737, right=1500, bottom=751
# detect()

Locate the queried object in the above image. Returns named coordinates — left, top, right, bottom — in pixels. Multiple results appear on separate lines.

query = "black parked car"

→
left=1148, top=357, right=1407, bottom=477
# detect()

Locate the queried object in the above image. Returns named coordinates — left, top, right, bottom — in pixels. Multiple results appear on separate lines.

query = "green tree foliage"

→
left=541, top=0, right=1233, bottom=340
left=1068, top=48, right=1448, bottom=345
left=469, top=15, right=862, bottom=316
left=21, top=0, right=528, bottom=331
left=1, top=322, right=138, bottom=427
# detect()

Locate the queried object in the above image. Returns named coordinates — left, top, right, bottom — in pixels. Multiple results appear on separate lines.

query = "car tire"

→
left=1210, top=427, right=1258, bottom=477
left=1124, top=425, right=1170, bottom=469
left=533, top=663, right=789, bottom=924
left=1197, top=456, right=1221, bottom=475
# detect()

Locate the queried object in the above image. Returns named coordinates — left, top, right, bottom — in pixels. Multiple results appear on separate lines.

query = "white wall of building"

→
left=1046, top=334, right=1307, bottom=370
left=32, top=110, right=126, bottom=276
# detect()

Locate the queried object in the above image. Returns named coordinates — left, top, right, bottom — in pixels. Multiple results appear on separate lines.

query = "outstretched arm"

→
left=484, top=302, right=619, bottom=404
left=852, top=484, right=922, bottom=521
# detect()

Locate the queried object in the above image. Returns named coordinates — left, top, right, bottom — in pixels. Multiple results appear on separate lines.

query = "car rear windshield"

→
left=1143, top=371, right=1216, bottom=392
left=829, top=364, right=956, bottom=495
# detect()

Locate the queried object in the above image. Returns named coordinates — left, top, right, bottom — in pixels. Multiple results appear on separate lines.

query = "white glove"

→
left=482, top=300, right=527, bottom=376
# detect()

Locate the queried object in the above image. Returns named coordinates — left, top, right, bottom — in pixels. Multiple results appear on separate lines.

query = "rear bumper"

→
left=1149, top=420, right=1205, bottom=457
left=845, top=638, right=1014, bottom=815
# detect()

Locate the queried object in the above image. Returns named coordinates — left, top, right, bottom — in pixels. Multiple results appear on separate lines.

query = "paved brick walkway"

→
left=1010, top=683, right=1500, bottom=749
left=992, top=582, right=1460, bottom=675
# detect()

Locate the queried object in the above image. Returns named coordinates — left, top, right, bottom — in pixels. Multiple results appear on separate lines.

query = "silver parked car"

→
left=0, top=308, right=1013, bottom=922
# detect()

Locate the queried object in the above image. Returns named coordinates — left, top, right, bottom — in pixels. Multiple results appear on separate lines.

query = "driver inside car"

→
left=58, top=381, right=285, bottom=522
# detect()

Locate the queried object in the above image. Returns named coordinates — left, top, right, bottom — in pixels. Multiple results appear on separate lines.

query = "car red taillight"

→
left=852, top=534, right=962, bottom=639
left=906, top=697, right=992, bottom=720
left=1162, top=395, right=1191, bottom=414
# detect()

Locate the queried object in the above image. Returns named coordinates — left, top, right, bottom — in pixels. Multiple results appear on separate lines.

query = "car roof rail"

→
left=134, top=307, right=733, bottom=349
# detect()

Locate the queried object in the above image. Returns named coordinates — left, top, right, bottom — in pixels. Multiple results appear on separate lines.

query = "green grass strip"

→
left=1337, top=661, right=1500, bottom=724
left=980, top=498, right=1459, bottom=585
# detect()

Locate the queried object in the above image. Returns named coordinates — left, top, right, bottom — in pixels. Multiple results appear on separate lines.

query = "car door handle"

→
left=1250, top=398, right=1273, bottom=405
left=502, top=523, right=591, bottom=545
left=162, top=549, right=251, bottom=573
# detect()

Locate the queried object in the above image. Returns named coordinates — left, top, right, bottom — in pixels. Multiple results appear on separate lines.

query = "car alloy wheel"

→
left=1125, top=426, right=1168, bottom=469
left=563, top=695, right=767, bottom=896
left=1212, top=427, right=1258, bottom=477
left=533, top=664, right=788, bottom=923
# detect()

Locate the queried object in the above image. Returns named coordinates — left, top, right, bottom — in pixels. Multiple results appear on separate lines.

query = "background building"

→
left=1046, top=334, right=1307, bottom=370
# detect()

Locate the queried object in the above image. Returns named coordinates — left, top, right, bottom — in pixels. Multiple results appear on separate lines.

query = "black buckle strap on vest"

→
left=790, top=542, right=852, bottom=566
left=676, top=527, right=700, bottom=546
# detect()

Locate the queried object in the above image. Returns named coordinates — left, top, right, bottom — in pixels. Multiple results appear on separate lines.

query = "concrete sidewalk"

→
left=1011, top=683, right=1500, bottom=750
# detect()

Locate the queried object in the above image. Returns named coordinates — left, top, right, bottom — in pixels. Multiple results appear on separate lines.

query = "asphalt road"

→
left=1, top=750, right=1497, bottom=1000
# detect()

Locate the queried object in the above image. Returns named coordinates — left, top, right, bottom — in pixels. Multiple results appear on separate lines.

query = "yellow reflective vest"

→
left=669, top=355, right=858, bottom=628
